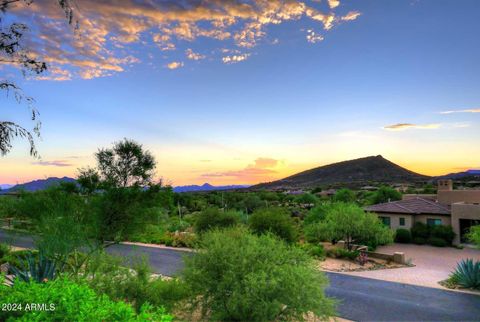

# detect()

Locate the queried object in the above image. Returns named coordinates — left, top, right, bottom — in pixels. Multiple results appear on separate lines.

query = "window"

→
left=427, top=218, right=442, bottom=226
left=379, top=216, right=391, bottom=227
left=399, top=217, right=405, bottom=226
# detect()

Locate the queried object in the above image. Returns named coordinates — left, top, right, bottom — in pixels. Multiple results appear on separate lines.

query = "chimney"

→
left=437, top=179, right=453, bottom=191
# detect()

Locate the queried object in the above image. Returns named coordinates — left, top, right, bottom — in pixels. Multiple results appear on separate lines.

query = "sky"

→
left=1, top=0, right=480, bottom=186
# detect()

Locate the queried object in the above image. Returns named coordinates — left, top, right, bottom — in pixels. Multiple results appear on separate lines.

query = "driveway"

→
left=346, top=243, right=480, bottom=289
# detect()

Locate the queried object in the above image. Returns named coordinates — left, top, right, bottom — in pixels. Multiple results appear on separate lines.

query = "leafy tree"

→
left=333, top=189, right=356, bottom=203
left=77, top=167, right=101, bottom=194
left=422, top=183, right=436, bottom=194
left=182, top=227, right=335, bottom=321
left=369, top=186, right=402, bottom=204
left=248, top=207, right=298, bottom=243
left=194, top=207, right=240, bottom=233
left=294, top=193, right=319, bottom=205
left=304, top=203, right=333, bottom=226
left=93, top=138, right=156, bottom=188
left=0, top=0, right=74, bottom=156
left=468, top=225, right=480, bottom=247
left=305, top=203, right=393, bottom=249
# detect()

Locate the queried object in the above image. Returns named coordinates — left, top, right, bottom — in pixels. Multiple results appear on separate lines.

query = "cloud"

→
left=341, top=11, right=361, bottom=21
left=222, top=53, right=250, bottom=64
left=5, top=0, right=360, bottom=80
left=31, top=160, right=73, bottom=167
left=440, top=108, right=480, bottom=114
left=201, top=157, right=280, bottom=180
left=383, top=123, right=442, bottom=131
left=306, top=29, right=324, bottom=43
left=328, top=0, right=341, bottom=9
left=185, top=48, right=206, bottom=60
left=166, top=61, right=184, bottom=69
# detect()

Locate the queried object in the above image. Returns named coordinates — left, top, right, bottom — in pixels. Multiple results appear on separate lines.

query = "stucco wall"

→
left=414, top=214, right=450, bottom=226
left=438, top=190, right=480, bottom=205
left=451, top=203, right=480, bottom=245
left=372, top=213, right=414, bottom=230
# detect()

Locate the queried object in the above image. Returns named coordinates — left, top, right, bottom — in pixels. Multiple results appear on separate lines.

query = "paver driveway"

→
left=346, top=243, right=480, bottom=289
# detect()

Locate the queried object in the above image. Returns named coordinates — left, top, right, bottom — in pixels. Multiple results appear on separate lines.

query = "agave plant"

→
left=9, top=252, right=57, bottom=283
left=450, top=259, right=480, bottom=289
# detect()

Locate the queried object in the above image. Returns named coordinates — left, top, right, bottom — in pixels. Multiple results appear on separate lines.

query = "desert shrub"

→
left=430, top=225, right=455, bottom=245
left=168, top=232, right=197, bottom=248
left=294, top=193, right=318, bottom=205
left=468, top=225, right=480, bottom=247
left=129, top=224, right=165, bottom=244
left=395, top=229, right=412, bottom=243
left=0, top=277, right=173, bottom=321
left=248, top=207, right=298, bottom=243
left=299, top=243, right=326, bottom=259
left=194, top=208, right=240, bottom=233
left=0, top=243, right=10, bottom=258
left=411, top=222, right=429, bottom=239
left=166, top=216, right=190, bottom=233
left=450, top=259, right=480, bottom=289
left=303, top=203, right=332, bottom=226
left=427, top=237, right=448, bottom=247
left=182, top=227, right=335, bottom=321
left=413, top=237, right=426, bottom=245
left=333, top=189, right=356, bottom=203
left=326, top=248, right=359, bottom=260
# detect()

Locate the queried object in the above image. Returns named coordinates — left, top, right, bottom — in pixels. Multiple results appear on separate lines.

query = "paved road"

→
left=2, top=229, right=480, bottom=321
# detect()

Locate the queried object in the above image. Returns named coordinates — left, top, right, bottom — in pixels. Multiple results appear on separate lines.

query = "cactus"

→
left=451, top=259, right=480, bottom=289
left=8, top=252, right=57, bottom=283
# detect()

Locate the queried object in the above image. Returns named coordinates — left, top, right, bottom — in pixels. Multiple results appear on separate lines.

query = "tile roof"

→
left=365, top=197, right=451, bottom=215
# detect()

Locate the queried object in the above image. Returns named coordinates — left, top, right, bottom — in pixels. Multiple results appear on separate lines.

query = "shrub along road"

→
left=1, top=229, right=479, bottom=321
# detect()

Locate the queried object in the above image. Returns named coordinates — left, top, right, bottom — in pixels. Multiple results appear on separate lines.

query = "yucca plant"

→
left=9, top=252, right=57, bottom=283
left=450, top=259, right=480, bottom=289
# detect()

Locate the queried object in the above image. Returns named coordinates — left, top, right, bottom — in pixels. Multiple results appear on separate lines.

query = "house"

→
left=365, top=180, right=480, bottom=245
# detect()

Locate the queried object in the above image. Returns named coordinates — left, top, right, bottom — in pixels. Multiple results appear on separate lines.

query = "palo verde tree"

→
left=0, top=0, right=74, bottom=156
left=78, top=138, right=156, bottom=189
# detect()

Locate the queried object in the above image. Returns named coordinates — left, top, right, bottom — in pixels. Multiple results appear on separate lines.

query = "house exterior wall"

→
left=414, top=214, right=450, bottom=226
left=451, top=202, right=480, bottom=245
left=437, top=190, right=480, bottom=205
left=372, top=212, right=414, bottom=230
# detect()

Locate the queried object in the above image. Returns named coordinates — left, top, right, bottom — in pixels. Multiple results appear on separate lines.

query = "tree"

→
left=0, top=0, right=74, bottom=156
left=248, top=207, right=298, bottom=243
left=305, top=203, right=393, bottom=249
left=194, top=207, right=240, bottom=233
left=182, top=227, right=335, bottom=321
left=333, top=189, right=356, bottom=203
left=77, top=167, right=100, bottom=194
left=468, top=225, right=480, bottom=248
left=92, top=138, right=156, bottom=188
left=369, top=186, right=402, bottom=204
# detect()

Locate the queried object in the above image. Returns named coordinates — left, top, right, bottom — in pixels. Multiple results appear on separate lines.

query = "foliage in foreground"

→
left=468, top=225, right=480, bottom=248
left=0, top=277, right=172, bottom=322
left=449, top=259, right=480, bottom=290
left=182, top=227, right=335, bottom=321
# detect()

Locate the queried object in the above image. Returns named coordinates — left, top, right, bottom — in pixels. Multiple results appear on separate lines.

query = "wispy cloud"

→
left=31, top=160, right=73, bottom=167
left=383, top=123, right=442, bottom=131
left=306, top=29, right=324, bottom=44
left=6, top=0, right=360, bottom=80
left=201, top=157, right=280, bottom=180
left=222, top=54, right=250, bottom=64
left=166, top=61, right=184, bottom=70
left=185, top=49, right=206, bottom=61
left=341, top=11, right=362, bottom=21
left=440, top=108, right=480, bottom=114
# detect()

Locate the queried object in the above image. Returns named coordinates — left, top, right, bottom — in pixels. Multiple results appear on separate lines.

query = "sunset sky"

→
left=1, top=0, right=480, bottom=186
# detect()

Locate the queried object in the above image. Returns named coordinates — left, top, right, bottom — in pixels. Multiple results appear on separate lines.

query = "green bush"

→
left=395, top=229, right=412, bottom=243
left=303, top=204, right=332, bottom=226
left=182, top=227, right=335, bottom=321
left=0, top=277, right=173, bottom=321
left=411, top=222, right=429, bottom=239
left=326, top=248, right=359, bottom=260
left=299, top=243, right=326, bottom=259
left=248, top=207, right=298, bottom=243
left=413, top=237, right=426, bottom=245
left=427, top=237, right=448, bottom=247
left=468, top=225, right=480, bottom=248
left=194, top=208, right=240, bottom=233
left=430, top=225, right=455, bottom=245
left=450, top=259, right=480, bottom=289
left=0, top=243, right=10, bottom=258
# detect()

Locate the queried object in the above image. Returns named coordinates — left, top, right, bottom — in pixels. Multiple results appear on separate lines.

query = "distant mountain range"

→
left=435, top=169, right=480, bottom=180
left=0, top=178, right=249, bottom=194
left=173, top=183, right=250, bottom=193
left=251, top=155, right=431, bottom=190
left=0, top=177, right=76, bottom=194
